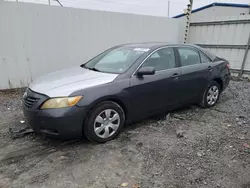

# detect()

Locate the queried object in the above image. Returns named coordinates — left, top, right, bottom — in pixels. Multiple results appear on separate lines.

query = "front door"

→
left=128, top=47, right=181, bottom=118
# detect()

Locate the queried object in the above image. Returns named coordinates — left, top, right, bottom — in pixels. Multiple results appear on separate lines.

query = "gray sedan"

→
left=23, top=43, right=230, bottom=143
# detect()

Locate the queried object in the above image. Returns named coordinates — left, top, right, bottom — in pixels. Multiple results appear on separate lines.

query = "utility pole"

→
left=48, top=0, right=51, bottom=5
left=184, top=0, right=193, bottom=43
left=249, top=2, right=250, bottom=14
left=168, top=1, right=170, bottom=18
left=239, top=33, right=250, bottom=77
left=56, top=0, right=63, bottom=7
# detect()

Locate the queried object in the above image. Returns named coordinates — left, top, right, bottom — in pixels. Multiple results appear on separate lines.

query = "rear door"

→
left=128, top=47, right=181, bottom=117
left=176, top=47, right=212, bottom=103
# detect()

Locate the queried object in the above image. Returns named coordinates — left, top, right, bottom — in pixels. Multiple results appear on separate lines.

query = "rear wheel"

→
left=200, top=81, right=221, bottom=108
left=84, top=101, right=125, bottom=143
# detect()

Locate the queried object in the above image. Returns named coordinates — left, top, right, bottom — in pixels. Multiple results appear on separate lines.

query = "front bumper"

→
left=23, top=105, right=86, bottom=139
left=22, top=89, right=87, bottom=139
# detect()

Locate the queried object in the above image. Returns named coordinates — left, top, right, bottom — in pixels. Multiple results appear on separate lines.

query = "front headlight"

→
left=41, top=96, right=82, bottom=109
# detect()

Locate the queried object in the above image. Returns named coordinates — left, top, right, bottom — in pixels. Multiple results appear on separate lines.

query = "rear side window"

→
left=177, top=48, right=201, bottom=67
left=199, top=52, right=211, bottom=63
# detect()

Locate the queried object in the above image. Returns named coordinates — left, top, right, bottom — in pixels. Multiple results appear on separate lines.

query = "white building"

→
left=173, top=2, right=250, bottom=20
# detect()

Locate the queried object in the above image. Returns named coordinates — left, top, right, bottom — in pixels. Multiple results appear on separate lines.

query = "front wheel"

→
left=83, top=101, right=125, bottom=143
left=200, top=81, right=221, bottom=108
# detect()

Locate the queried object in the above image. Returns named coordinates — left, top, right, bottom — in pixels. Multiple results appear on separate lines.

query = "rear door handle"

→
left=208, top=66, right=212, bottom=71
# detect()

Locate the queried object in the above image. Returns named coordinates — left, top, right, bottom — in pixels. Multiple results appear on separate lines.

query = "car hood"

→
left=29, top=67, right=118, bottom=97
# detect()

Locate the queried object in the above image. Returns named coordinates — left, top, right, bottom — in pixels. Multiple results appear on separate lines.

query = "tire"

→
left=200, top=81, right=221, bottom=108
left=83, top=101, right=125, bottom=143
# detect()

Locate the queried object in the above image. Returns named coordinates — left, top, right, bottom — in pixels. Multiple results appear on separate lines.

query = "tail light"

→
left=226, top=63, right=230, bottom=69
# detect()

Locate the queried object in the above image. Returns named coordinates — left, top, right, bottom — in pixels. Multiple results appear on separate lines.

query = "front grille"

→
left=23, top=88, right=48, bottom=109
left=24, top=96, right=40, bottom=108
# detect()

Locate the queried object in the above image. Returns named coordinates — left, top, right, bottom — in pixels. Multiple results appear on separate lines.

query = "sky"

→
left=8, top=0, right=250, bottom=17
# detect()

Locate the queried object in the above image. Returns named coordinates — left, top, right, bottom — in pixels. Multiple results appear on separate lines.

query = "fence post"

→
left=239, top=33, right=250, bottom=77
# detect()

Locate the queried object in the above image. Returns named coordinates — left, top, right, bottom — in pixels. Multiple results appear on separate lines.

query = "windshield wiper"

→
left=81, top=64, right=100, bottom=72
left=88, top=67, right=100, bottom=72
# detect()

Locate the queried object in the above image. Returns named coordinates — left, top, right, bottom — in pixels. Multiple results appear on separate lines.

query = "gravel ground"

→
left=0, top=80, right=250, bottom=188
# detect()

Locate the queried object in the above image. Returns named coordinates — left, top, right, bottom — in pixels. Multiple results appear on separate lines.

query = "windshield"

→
left=83, top=46, right=149, bottom=74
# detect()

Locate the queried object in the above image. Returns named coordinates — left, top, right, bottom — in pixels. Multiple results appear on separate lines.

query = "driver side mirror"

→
left=137, top=67, right=155, bottom=77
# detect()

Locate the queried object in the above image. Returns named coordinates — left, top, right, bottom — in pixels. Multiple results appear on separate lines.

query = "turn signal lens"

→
left=41, top=96, right=82, bottom=109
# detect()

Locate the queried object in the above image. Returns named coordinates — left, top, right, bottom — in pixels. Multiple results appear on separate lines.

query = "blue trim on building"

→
left=173, top=2, right=250, bottom=18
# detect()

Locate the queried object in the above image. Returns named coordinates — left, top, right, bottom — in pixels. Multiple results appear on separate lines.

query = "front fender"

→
left=71, top=79, right=131, bottom=113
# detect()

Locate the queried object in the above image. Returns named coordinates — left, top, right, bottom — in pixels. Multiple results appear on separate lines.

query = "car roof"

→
left=120, top=42, right=199, bottom=49
left=118, top=42, right=217, bottom=61
left=121, top=42, right=169, bottom=48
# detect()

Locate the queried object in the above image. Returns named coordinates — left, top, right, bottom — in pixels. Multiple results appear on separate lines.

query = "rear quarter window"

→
left=199, top=51, right=211, bottom=63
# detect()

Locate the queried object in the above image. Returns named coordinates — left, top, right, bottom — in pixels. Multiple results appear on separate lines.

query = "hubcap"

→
left=94, top=109, right=120, bottom=139
left=207, top=86, right=219, bottom=105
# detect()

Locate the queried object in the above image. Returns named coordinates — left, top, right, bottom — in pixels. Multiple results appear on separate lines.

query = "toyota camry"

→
left=23, top=43, right=230, bottom=143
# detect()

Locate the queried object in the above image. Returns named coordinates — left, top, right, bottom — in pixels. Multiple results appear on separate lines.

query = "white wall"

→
left=0, top=1, right=183, bottom=89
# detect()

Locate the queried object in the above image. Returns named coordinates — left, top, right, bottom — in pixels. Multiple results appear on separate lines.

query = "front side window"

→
left=177, top=47, right=201, bottom=67
left=141, top=47, right=176, bottom=71
left=84, top=47, right=149, bottom=74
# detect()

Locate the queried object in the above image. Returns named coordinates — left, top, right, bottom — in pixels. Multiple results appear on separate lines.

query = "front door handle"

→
left=172, top=73, right=178, bottom=77
left=172, top=73, right=179, bottom=80
left=208, top=66, right=212, bottom=71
